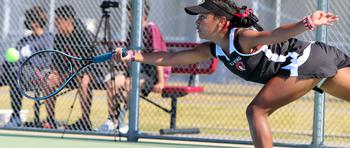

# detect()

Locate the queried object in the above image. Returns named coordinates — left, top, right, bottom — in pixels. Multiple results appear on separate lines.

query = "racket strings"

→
left=18, top=51, right=75, bottom=98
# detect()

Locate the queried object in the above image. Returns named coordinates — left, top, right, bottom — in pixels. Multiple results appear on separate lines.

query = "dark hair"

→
left=54, top=5, right=88, bottom=33
left=24, top=6, right=48, bottom=30
left=127, top=0, right=150, bottom=18
left=212, top=0, right=263, bottom=31
left=55, top=5, right=76, bottom=19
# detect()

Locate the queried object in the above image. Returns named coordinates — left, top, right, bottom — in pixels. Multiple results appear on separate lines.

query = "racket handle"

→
left=92, top=52, right=114, bottom=63
left=122, top=48, right=127, bottom=57
left=92, top=48, right=128, bottom=63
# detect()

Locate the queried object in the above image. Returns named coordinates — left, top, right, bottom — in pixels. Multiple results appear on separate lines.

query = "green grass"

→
left=1, top=83, right=350, bottom=146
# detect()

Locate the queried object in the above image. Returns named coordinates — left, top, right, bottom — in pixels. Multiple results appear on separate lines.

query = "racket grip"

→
left=122, top=48, right=127, bottom=57
left=92, top=52, right=114, bottom=63
left=92, top=48, right=128, bottom=63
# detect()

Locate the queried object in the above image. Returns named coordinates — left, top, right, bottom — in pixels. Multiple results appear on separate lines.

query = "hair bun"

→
left=240, top=6, right=247, bottom=10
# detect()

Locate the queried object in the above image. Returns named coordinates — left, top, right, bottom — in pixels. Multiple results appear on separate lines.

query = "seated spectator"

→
left=100, top=0, right=171, bottom=132
left=45, top=5, right=95, bottom=130
left=3, top=6, right=54, bottom=128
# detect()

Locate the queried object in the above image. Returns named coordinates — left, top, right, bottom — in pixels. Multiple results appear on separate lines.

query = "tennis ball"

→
left=4, top=47, right=20, bottom=63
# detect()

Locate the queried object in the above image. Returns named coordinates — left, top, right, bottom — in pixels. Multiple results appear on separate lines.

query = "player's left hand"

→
left=311, top=11, right=340, bottom=26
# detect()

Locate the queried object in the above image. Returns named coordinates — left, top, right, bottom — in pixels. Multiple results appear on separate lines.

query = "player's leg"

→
left=77, top=74, right=93, bottom=130
left=6, top=78, right=23, bottom=127
left=44, top=74, right=59, bottom=128
left=246, top=76, right=320, bottom=148
left=3, top=64, right=23, bottom=127
left=321, top=67, right=350, bottom=100
left=140, top=74, right=158, bottom=97
left=97, top=74, right=127, bottom=131
left=106, top=74, right=126, bottom=122
left=117, top=77, right=145, bottom=130
left=124, top=77, right=146, bottom=103
left=45, top=96, right=57, bottom=128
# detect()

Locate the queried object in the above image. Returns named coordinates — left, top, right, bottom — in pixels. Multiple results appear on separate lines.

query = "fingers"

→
left=114, top=47, right=130, bottom=62
left=312, top=11, right=340, bottom=26
left=326, top=13, right=340, bottom=26
left=325, top=12, right=338, bottom=18
left=325, top=12, right=340, bottom=22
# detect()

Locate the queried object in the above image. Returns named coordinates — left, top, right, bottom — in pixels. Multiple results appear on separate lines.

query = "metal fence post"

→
left=127, top=0, right=143, bottom=142
left=312, top=0, right=328, bottom=147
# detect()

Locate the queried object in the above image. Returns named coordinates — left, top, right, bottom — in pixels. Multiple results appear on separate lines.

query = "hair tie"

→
left=233, top=8, right=253, bottom=18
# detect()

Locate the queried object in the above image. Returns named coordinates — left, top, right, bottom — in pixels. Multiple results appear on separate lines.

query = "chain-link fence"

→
left=0, top=0, right=349, bottom=147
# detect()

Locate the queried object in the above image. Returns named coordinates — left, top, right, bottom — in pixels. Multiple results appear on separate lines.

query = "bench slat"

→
left=162, top=86, right=204, bottom=93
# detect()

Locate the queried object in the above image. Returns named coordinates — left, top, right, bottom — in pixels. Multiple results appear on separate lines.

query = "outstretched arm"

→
left=239, top=11, right=339, bottom=50
left=115, top=42, right=213, bottom=66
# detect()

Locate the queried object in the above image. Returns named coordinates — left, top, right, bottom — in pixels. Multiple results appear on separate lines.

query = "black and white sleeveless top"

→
left=210, top=28, right=312, bottom=84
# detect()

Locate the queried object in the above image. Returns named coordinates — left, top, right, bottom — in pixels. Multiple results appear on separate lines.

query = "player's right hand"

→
left=114, top=47, right=132, bottom=63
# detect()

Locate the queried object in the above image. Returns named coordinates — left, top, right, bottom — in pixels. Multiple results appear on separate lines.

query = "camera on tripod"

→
left=100, top=1, right=119, bottom=10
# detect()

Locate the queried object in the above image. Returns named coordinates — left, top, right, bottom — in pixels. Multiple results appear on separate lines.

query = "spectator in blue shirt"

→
left=3, top=6, right=54, bottom=128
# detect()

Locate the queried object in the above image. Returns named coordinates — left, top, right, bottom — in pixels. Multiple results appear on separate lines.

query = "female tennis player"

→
left=115, top=0, right=349, bottom=147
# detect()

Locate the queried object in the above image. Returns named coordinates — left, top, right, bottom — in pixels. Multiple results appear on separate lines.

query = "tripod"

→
left=93, top=1, right=119, bottom=52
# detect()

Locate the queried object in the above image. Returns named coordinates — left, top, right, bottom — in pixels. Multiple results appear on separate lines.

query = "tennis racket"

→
left=17, top=49, right=127, bottom=101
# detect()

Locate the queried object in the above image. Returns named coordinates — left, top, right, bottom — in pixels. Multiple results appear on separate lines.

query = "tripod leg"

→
left=61, top=90, right=79, bottom=138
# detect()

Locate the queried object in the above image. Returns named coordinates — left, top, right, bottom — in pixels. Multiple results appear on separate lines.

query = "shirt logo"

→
left=235, top=61, right=246, bottom=71
left=229, top=56, right=246, bottom=71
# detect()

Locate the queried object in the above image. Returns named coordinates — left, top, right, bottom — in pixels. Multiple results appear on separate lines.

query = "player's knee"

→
left=246, top=103, right=270, bottom=119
